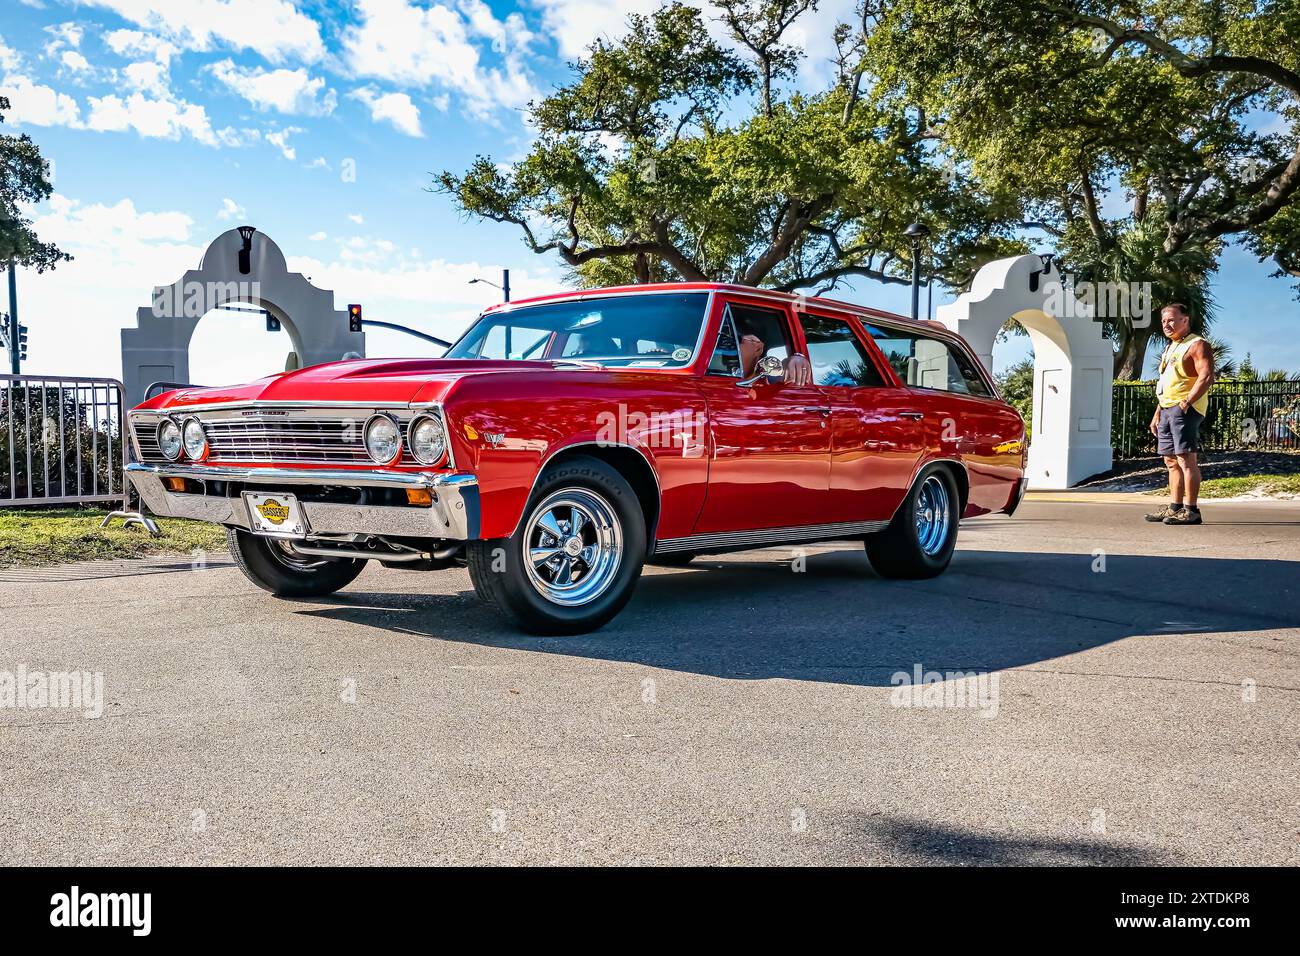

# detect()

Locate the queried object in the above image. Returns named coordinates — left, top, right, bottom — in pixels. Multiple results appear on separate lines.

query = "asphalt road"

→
left=2, top=497, right=1297, bottom=865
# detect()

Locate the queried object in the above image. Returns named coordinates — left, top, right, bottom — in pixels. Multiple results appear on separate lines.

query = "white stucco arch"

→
left=121, top=228, right=365, bottom=406
left=935, top=254, right=1113, bottom=489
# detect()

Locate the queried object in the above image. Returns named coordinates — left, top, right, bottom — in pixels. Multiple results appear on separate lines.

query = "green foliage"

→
left=868, top=0, right=1300, bottom=373
left=0, top=96, right=69, bottom=271
left=995, top=357, right=1034, bottom=439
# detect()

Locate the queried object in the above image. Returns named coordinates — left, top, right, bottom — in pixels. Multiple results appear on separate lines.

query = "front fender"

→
left=443, top=373, right=709, bottom=540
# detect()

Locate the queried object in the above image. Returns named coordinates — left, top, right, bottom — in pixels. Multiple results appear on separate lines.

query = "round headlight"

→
left=182, top=418, right=208, bottom=461
left=408, top=415, right=446, bottom=465
left=364, top=414, right=402, bottom=465
left=157, top=418, right=183, bottom=461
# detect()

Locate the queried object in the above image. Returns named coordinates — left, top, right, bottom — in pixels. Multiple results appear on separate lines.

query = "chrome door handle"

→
left=864, top=440, right=897, bottom=450
left=802, top=406, right=832, bottom=417
left=899, top=410, right=924, bottom=420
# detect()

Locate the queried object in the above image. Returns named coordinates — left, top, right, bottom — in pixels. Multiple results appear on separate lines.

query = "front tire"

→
left=227, top=528, right=366, bottom=597
left=865, top=466, right=959, bottom=579
left=467, top=455, right=646, bottom=635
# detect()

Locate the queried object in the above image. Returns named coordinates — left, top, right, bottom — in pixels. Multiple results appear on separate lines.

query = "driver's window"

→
left=707, top=303, right=792, bottom=377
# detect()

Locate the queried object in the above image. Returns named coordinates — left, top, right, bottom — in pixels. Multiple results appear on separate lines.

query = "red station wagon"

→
left=126, top=283, right=1028, bottom=633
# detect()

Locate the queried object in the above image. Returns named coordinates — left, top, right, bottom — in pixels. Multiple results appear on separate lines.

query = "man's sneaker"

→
left=1163, top=507, right=1203, bottom=525
left=1144, top=504, right=1179, bottom=522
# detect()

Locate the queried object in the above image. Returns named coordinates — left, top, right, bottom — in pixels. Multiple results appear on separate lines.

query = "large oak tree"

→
left=436, top=2, right=1024, bottom=295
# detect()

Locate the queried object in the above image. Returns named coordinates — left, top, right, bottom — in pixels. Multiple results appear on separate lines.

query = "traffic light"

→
left=348, top=303, right=362, bottom=333
left=17, top=324, right=27, bottom=361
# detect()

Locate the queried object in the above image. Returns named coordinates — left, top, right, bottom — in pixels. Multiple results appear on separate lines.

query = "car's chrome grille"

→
left=130, top=408, right=428, bottom=466
left=201, top=416, right=380, bottom=463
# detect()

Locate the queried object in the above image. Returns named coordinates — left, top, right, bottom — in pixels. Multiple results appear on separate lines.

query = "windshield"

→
left=445, top=292, right=710, bottom=368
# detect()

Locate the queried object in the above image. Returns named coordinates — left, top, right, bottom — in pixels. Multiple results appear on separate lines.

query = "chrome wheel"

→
left=522, top=487, right=623, bottom=607
left=914, top=474, right=952, bottom=556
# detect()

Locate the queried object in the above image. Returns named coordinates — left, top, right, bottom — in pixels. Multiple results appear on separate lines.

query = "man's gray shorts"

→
left=1157, top=404, right=1203, bottom=455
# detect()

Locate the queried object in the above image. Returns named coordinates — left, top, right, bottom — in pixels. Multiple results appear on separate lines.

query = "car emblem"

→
left=255, top=500, right=290, bottom=525
left=483, top=431, right=507, bottom=448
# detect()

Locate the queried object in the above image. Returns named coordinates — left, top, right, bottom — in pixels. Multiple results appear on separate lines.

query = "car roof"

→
left=481, top=282, right=954, bottom=338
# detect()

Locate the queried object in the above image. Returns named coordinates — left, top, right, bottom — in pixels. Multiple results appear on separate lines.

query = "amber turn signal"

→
left=164, top=476, right=187, bottom=492
left=406, top=488, right=433, bottom=507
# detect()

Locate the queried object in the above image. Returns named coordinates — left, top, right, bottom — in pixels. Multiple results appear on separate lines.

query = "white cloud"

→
left=86, top=90, right=217, bottom=144
left=77, top=1, right=325, bottom=63
left=19, top=194, right=203, bottom=379
left=215, top=125, right=261, bottom=147
left=308, top=231, right=327, bottom=241
left=209, top=59, right=337, bottom=116
left=532, top=0, right=659, bottom=60
left=43, top=22, right=84, bottom=56
left=216, top=197, right=246, bottom=220
left=122, top=59, right=169, bottom=96
left=349, top=86, right=422, bottom=137
left=0, top=35, right=22, bottom=73
left=0, top=73, right=83, bottom=127
left=304, top=156, right=328, bottom=169
left=347, top=213, right=364, bottom=224
left=342, top=0, right=537, bottom=118
left=103, top=29, right=178, bottom=65
left=60, top=50, right=93, bottom=73
left=264, top=126, right=303, bottom=160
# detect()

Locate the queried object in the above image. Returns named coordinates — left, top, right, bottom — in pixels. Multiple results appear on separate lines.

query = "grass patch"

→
left=0, top=508, right=228, bottom=567
left=1142, top=474, right=1300, bottom=498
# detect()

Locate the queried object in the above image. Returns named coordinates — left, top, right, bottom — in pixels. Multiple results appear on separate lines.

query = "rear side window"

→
left=797, top=313, right=885, bottom=387
left=865, top=325, right=991, bottom=397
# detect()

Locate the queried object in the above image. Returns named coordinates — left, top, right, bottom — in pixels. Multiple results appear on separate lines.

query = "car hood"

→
left=139, top=358, right=557, bottom=411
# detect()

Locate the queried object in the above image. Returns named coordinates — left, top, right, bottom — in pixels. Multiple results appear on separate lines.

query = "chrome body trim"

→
left=125, top=463, right=481, bottom=540
left=133, top=399, right=414, bottom=412
left=654, top=519, right=889, bottom=554
left=286, top=542, right=432, bottom=562
left=131, top=400, right=457, bottom=470
left=505, top=441, right=663, bottom=539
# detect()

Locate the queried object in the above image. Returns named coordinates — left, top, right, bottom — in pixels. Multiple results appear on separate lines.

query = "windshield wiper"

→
left=548, top=359, right=604, bottom=370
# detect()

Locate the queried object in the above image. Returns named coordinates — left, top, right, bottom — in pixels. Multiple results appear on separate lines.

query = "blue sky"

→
left=1, top=0, right=1296, bottom=386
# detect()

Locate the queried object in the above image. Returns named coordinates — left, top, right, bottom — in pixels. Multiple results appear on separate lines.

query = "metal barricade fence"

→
left=1113, top=379, right=1300, bottom=457
left=0, top=374, right=130, bottom=510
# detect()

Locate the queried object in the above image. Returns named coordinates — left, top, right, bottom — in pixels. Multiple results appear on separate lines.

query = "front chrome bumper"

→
left=126, top=463, right=481, bottom=540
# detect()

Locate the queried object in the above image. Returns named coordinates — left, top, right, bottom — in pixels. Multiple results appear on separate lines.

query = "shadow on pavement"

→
left=293, top=546, right=1300, bottom=687
left=853, top=815, right=1171, bottom=865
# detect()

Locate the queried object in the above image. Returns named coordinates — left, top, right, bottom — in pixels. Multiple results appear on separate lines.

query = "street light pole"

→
left=903, top=222, right=931, bottom=323
left=469, top=270, right=511, bottom=302
left=6, top=262, right=18, bottom=374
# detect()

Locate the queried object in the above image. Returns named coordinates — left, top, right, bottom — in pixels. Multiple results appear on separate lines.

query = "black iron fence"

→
left=1113, top=380, right=1300, bottom=457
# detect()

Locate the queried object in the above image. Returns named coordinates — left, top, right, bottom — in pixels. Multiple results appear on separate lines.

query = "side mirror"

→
left=735, top=354, right=784, bottom=388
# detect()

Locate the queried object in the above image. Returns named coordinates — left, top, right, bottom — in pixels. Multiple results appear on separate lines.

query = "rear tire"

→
left=865, top=466, right=959, bottom=579
left=227, top=528, right=366, bottom=597
left=467, top=455, right=645, bottom=635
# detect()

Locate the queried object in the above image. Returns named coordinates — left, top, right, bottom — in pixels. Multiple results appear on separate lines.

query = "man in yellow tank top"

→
left=1145, top=303, right=1215, bottom=525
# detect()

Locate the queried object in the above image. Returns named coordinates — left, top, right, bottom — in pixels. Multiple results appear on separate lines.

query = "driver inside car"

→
left=716, top=317, right=813, bottom=386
